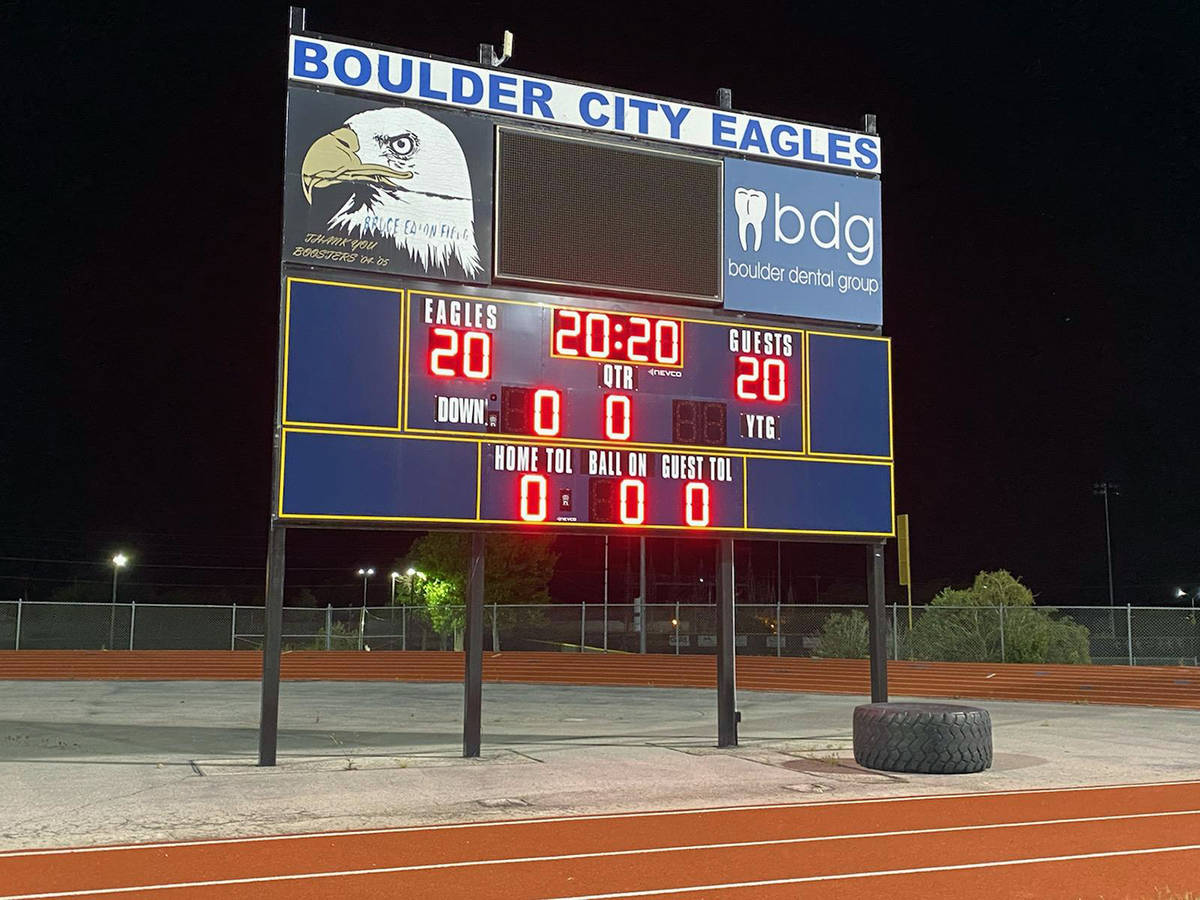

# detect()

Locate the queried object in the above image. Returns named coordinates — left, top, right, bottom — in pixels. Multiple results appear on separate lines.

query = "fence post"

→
left=402, top=604, right=407, bottom=651
left=775, top=595, right=782, bottom=657
left=674, top=599, right=680, bottom=655
left=891, top=603, right=898, bottom=660
left=14, top=597, right=22, bottom=650
left=999, top=604, right=1006, bottom=663
left=580, top=600, right=586, bottom=652
left=1127, top=604, right=1134, bottom=666
left=128, top=601, right=136, bottom=651
left=603, top=597, right=609, bottom=653
left=230, top=605, right=237, bottom=651
left=492, top=603, right=499, bottom=652
left=325, top=604, right=332, bottom=651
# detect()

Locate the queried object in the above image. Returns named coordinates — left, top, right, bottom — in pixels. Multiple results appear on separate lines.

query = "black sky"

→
left=4, top=1, right=1198, bottom=603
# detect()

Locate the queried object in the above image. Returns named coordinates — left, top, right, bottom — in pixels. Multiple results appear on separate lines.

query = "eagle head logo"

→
left=301, top=107, right=482, bottom=278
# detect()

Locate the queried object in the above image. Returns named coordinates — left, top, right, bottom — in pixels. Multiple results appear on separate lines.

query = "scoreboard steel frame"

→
left=258, top=8, right=894, bottom=767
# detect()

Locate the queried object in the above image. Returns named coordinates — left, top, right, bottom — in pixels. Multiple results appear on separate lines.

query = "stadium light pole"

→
left=356, top=567, right=375, bottom=607
left=1092, top=482, right=1119, bottom=606
left=108, top=553, right=128, bottom=650
left=1177, top=587, right=1199, bottom=667
left=390, top=572, right=401, bottom=605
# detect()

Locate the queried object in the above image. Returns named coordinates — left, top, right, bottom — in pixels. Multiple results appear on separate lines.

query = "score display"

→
left=278, top=278, right=894, bottom=538
left=551, top=309, right=683, bottom=366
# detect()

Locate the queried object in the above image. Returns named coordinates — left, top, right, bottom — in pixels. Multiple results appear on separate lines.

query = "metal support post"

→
left=602, top=535, right=609, bottom=652
left=231, top=605, right=237, bottom=651
left=716, top=538, right=737, bottom=747
left=492, top=603, right=500, bottom=652
left=14, top=597, right=22, bottom=650
left=866, top=543, right=888, bottom=703
left=674, top=599, right=680, bottom=655
left=891, top=603, right=899, bottom=660
left=325, top=603, right=332, bottom=650
left=580, top=600, right=586, bottom=652
left=638, top=536, right=647, bottom=654
left=999, top=604, right=1006, bottom=662
left=401, top=604, right=407, bottom=651
left=463, top=533, right=485, bottom=757
left=128, top=601, right=136, bottom=651
left=257, top=524, right=287, bottom=766
left=1126, top=604, right=1134, bottom=666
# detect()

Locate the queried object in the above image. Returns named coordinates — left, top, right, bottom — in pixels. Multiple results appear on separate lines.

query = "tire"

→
left=853, top=702, right=993, bottom=774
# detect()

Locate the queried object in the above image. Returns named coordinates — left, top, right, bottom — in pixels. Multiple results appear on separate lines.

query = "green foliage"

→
left=400, top=533, right=559, bottom=639
left=404, top=532, right=558, bottom=605
left=813, top=610, right=870, bottom=659
left=907, top=570, right=1091, bottom=664
left=421, top=577, right=464, bottom=637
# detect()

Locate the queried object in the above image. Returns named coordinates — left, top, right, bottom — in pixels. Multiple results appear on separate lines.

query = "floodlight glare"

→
left=406, top=567, right=416, bottom=577
left=390, top=571, right=400, bottom=580
left=112, top=553, right=128, bottom=568
left=1178, top=588, right=1187, bottom=598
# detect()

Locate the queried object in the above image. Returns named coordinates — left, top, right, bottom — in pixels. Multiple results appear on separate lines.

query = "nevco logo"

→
left=733, top=186, right=875, bottom=265
left=647, top=368, right=683, bottom=378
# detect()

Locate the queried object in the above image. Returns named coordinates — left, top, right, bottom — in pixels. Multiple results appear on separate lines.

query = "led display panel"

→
left=494, top=128, right=722, bottom=302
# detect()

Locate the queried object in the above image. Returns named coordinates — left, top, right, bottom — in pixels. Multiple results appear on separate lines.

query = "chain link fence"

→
left=0, top=600, right=1195, bottom=666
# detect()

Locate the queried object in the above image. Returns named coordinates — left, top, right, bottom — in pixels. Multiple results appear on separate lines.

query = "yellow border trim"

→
left=277, top=426, right=894, bottom=537
left=281, top=276, right=406, bottom=432
left=804, top=330, right=894, bottom=461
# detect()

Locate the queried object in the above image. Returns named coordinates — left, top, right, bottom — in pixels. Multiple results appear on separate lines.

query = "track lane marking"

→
left=2, top=810, right=1197, bottom=899
left=3, top=778, right=1198, bottom=858
left=540, top=845, right=1200, bottom=898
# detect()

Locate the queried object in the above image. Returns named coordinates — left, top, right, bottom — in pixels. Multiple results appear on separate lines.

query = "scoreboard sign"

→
left=275, top=27, right=893, bottom=541
left=278, top=278, right=893, bottom=538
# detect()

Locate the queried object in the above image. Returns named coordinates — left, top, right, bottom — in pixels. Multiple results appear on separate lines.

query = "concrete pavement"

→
left=1, top=680, right=1196, bottom=849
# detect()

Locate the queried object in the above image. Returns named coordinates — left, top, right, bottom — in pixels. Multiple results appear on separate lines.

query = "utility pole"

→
left=1092, top=482, right=1120, bottom=606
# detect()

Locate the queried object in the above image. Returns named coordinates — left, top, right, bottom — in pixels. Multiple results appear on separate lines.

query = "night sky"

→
left=5, top=2, right=1198, bottom=605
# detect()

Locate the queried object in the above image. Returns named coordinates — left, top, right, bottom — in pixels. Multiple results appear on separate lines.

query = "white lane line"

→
left=2, top=810, right=1198, bottom=900
left=542, top=844, right=1200, bottom=899
left=3, top=777, right=1199, bottom=858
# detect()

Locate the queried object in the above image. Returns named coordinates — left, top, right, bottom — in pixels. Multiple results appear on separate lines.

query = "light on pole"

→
left=1176, top=586, right=1199, bottom=667
left=405, top=567, right=426, bottom=605
left=1092, top=482, right=1120, bottom=606
left=108, top=553, right=129, bottom=650
left=356, top=567, right=375, bottom=607
left=390, top=571, right=401, bottom=605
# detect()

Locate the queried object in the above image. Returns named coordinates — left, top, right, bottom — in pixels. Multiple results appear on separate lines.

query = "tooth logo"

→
left=733, top=187, right=768, bottom=252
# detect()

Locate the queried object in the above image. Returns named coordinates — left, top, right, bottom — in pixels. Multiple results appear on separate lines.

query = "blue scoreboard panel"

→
left=278, top=277, right=894, bottom=539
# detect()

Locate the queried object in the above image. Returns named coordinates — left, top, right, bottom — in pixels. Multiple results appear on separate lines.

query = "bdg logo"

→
left=732, top=185, right=875, bottom=266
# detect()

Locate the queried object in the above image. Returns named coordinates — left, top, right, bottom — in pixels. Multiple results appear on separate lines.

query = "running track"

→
left=2, top=651, right=1197, bottom=709
left=2, top=782, right=1198, bottom=898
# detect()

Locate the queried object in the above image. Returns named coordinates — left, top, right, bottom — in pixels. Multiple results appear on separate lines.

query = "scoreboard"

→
left=275, top=29, right=891, bottom=542
left=278, top=278, right=893, bottom=539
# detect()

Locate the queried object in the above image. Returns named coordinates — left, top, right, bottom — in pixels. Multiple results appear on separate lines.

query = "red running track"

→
left=1, top=651, right=1197, bottom=709
left=1, top=782, right=1198, bottom=898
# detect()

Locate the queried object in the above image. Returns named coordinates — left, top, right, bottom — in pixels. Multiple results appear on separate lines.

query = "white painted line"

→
left=1, top=810, right=1197, bottom=899
left=543, top=844, right=1200, bottom=899
left=3, top=777, right=1198, bottom=859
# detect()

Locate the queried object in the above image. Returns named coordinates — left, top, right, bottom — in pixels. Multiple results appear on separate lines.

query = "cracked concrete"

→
left=0, top=680, right=1196, bottom=849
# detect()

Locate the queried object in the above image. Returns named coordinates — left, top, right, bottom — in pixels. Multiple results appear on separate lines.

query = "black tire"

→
left=853, top=702, right=993, bottom=774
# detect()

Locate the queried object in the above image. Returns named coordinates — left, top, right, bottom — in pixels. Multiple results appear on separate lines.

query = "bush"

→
left=813, top=610, right=870, bottom=659
left=908, top=570, right=1091, bottom=664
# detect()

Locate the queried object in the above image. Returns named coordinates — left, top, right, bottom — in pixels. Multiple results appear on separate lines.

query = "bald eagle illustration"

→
left=301, top=107, right=481, bottom=278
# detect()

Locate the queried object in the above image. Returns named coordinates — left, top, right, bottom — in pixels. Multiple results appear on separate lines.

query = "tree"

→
left=812, top=610, right=870, bottom=659
left=908, top=570, right=1090, bottom=664
left=399, top=532, right=559, bottom=647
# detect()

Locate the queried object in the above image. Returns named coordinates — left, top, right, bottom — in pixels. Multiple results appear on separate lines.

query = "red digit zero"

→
left=519, top=474, right=548, bottom=522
